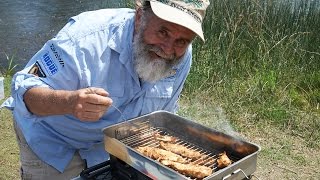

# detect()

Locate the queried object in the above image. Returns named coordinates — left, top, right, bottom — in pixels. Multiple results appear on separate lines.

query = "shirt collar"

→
left=107, top=13, right=140, bottom=85
left=107, top=14, right=135, bottom=65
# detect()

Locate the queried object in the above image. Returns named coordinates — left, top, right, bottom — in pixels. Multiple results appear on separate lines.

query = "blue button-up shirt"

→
left=1, top=8, right=192, bottom=172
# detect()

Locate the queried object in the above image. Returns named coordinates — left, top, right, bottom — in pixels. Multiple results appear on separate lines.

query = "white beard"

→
left=132, top=20, right=182, bottom=83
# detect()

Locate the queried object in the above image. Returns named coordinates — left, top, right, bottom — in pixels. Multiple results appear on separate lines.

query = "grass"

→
left=185, top=0, right=320, bottom=147
left=178, top=93, right=320, bottom=179
left=179, top=0, right=320, bottom=178
left=0, top=77, right=19, bottom=180
left=1, top=0, right=320, bottom=179
left=0, top=52, right=19, bottom=77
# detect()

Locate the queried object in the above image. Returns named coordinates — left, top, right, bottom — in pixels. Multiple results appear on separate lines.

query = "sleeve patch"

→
left=41, top=51, right=58, bottom=76
left=28, top=61, right=47, bottom=78
left=49, top=43, right=65, bottom=67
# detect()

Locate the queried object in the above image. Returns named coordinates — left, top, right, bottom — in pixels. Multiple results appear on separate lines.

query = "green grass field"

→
left=0, top=77, right=19, bottom=179
left=1, top=0, right=319, bottom=179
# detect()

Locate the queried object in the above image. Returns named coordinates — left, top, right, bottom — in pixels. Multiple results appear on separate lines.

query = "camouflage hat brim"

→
left=149, top=0, right=206, bottom=41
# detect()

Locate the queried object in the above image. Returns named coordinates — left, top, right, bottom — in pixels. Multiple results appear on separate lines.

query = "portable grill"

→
left=102, top=110, right=261, bottom=180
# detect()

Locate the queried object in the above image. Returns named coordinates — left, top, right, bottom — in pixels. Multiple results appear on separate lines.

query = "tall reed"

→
left=185, top=0, right=320, bottom=146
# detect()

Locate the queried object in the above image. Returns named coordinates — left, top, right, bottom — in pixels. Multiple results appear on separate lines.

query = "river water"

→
left=0, top=0, right=131, bottom=71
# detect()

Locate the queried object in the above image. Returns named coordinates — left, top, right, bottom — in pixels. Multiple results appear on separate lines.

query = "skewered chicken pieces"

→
left=135, top=134, right=233, bottom=179
left=136, top=146, right=187, bottom=163
left=154, top=133, right=177, bottom=143
left=217, top=151, right=232, bottom=168
left=160, top=159, right=212, bottom=179
left=159, top=141, right=202, bottom=160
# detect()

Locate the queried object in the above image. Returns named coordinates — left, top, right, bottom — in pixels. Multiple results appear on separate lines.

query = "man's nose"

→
left=160, top=41, right=175, bottom=56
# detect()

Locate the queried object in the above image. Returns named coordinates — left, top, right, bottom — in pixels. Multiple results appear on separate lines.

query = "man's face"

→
left=133, top=9, right=196, bottom=83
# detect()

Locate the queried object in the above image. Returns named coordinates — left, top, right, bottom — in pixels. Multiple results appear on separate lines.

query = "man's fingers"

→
left=86, top=94, right=113, bottom=105
left=71, top=87, right=113, bottom=121
left=93, top=88, right=109, bottom=97
left=83, top=103, right=109, bottom=112
left=84, top=87, right=112, bottom=105
left=86, top=87, right=109, bottom=97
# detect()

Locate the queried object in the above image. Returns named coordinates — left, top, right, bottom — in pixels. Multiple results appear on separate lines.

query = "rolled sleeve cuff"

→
left=9, top=73, right=50, bottom=120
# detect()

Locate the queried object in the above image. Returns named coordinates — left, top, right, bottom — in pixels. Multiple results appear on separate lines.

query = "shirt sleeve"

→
left=7, top=19, right=84, bottom=117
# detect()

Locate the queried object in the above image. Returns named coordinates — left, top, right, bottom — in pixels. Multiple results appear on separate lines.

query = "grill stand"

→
left=110, top=155, right=151, bottom=180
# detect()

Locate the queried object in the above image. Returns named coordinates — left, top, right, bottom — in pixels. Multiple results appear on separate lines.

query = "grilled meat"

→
left=160, top=159, right=212, bottom=179
left=154, top=133, right=177, bottom=142
left=136, top=146, right=187, bottom=163
left=217, top=151, right=232, bottom=168
left=159, top=141, right=202, bottom=160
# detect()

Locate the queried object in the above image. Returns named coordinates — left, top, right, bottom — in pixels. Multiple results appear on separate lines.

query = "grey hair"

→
left=136, top=2, right=156, bottom=26
left=141, top=1, right=153, bottom=17
left=142, top=1, right=151, bottom=10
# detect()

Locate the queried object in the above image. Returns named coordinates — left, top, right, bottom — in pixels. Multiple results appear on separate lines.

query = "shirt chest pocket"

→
left=146, top=82, right=173, bottom=98
left=99, top=50, right=125, bottom=98
left=144, top=79, right=175, bottom=110
left=108, top=85, right=124, bottom=97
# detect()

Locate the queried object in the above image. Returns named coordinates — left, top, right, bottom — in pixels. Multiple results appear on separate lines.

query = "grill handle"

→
left=222, top=169, right=250, bottom=180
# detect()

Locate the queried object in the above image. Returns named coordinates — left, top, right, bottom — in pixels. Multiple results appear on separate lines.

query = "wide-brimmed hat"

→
left=138, top=0, right=210, bottom=41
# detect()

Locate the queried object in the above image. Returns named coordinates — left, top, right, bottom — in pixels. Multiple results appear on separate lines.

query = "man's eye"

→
left=175, top=39, right=187, bottom=47
left=158, top=30, right=168, bottom=38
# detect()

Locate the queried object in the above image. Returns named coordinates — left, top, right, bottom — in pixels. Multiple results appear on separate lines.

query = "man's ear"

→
left=135, top=0, right=143, bottom=10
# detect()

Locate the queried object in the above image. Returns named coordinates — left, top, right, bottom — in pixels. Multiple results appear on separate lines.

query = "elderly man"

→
left=1, top=0, right=210, bottom=179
